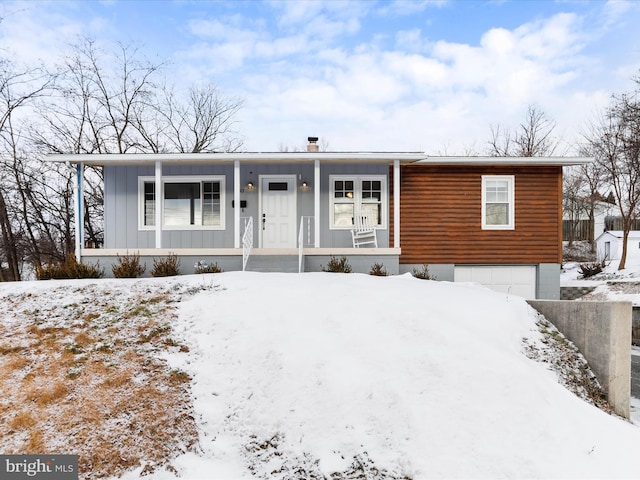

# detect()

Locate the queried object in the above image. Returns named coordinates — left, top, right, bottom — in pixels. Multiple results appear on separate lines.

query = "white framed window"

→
left=330, top=175, right=386, bottom=229
left=482, top=175, right=515, bottom=230
left=138, top=176, right=225, bottom=230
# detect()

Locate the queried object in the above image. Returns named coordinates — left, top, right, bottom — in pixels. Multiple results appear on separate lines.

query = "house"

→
left=596, top=230, right=640, bottom=266
left=563, top=198, right=616, bottom=242
left=48, top=138, right=591, bottom=299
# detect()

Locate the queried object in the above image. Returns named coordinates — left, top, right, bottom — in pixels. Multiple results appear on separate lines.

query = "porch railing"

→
left=298, top=216, right=314, bottom=273
left=242, top=216, right=253, bottom=271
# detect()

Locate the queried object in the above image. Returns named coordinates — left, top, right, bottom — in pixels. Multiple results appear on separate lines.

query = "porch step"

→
left=245, top=255, right=299, bottom=273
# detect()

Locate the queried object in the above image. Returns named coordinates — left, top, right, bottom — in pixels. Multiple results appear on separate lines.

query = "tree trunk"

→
left=619, top=223, right=630, bottom=270
left=0, top=188, right=20, bottom=280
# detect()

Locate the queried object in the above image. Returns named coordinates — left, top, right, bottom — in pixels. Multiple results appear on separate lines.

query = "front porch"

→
left=80, top=246, right=401, bottom=276
left=47, top=145, right=429, bottom=276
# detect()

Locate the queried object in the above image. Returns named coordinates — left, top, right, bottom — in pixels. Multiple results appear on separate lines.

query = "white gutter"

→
left=414, top=156, right=593, bottom=166
left=47, top=152, right=592, bottom=167
left=46, top=152, right=428, bottom=166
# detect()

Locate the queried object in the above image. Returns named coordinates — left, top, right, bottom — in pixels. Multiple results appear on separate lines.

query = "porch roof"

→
left=47, top=152, right=592, bottom=167
left=46, top=151, right=428, bottom=166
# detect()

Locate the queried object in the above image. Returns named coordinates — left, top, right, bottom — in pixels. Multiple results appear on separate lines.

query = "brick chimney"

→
left=307, top=137, right=319, bottom=152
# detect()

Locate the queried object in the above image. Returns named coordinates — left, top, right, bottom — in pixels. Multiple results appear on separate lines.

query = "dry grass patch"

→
left=9, top=410, right=37, bottom=430
left=0, top=282, right=201, bottom=479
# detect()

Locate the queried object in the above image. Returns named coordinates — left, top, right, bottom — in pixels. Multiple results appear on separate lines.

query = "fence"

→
left=604, top=216, right=640, bottom=232
left=563, top=219, right=592, bottom=242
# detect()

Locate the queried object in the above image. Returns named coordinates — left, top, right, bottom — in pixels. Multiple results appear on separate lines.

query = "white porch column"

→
left=154, top=160, right=162, bottom=248
left=393, top=160, right=400, bottom=249
left=234, top=160, right=241, bottom=248
left=74, top=162, right=84, bottom=261
left=314, top=159, right=320, bottom=248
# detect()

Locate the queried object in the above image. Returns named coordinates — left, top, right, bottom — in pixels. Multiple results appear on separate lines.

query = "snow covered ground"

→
left=3, top=271, right=640, bottom=479
left=561, top=256, right=640, bottom=428
left=125, top=272, right=640, bottom=479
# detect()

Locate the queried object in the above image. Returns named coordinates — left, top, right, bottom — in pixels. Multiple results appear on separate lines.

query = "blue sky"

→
left=1, top=0, right=639, bottom=153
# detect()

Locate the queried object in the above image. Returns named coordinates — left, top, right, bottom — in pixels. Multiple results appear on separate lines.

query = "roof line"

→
left=46, top=152, right=593, bottom=167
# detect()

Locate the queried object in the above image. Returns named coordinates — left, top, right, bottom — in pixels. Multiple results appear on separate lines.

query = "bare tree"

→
left=28, top=39, right=243, bottom=264
left=584, top=87, right=640, bottom=269
left=489, top=104, right=560, bottom=157
left=137, top=84, right=243, bottom=153
left=562, top=160, right=608, bottom=249
left=0, top=55, right=55, bottom=279
left=0, top=37, right=245, bottom=279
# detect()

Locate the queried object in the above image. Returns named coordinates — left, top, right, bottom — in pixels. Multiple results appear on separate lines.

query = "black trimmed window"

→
left=139, top=176, right=224, bottom=230
left=330, top=175, right=386, bottom=229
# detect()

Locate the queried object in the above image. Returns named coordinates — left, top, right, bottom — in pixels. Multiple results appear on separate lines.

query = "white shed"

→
left=595, top=230, right=640, bottom=264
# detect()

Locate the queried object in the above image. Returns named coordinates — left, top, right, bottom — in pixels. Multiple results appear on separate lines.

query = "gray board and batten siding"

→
left=104, top=163, right=390, bottom=250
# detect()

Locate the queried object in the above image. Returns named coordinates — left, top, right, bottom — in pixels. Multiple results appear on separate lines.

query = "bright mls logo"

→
left=1, top=455, right=77, bottom=479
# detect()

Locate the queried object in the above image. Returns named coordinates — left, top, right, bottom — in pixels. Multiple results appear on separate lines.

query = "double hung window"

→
left=482, top=175, right=514, bottom=230
left=139, top=176, right=224, bottom=230
left=330, top=175, right=386, bottom=228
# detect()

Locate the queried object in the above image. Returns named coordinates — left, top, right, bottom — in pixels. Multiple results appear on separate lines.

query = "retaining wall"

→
left=560, top=286, right=596, bottom=300
left=632, top=307, right=640, bottom=346
left=527, top=300, right=631, bottom=419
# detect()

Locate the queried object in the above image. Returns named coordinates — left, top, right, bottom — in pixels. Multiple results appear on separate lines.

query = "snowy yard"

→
left=2, top=272, right=640, bottom=479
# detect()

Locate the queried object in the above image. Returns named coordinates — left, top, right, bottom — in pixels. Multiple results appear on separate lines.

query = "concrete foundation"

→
left=527, top=300, right=631, bottom=419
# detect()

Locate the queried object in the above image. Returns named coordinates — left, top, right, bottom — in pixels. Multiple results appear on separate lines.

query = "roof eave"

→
left=45, top=152, right=428, bottom=166
left=45, top=153, right=594, bottom=167
left=414, top=156, right=593, bottom=166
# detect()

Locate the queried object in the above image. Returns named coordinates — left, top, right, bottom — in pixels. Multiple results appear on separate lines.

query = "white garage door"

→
left=454, top=266, right=537, bottom=299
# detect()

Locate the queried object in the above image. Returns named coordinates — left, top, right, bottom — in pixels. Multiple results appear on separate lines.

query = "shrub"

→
left=37, top=255, right=104, bottom=280
left=151, top=253, right=180, bottom=277
left=412, top=264, right=435, bottom=280
left=369, top=262, right=388, bottom=276
left=321, top=255, right=352, bottom=273
left=194, top=260, right=222, bottom=274
left=112, top=252, right=146, bottom=278
left=578, top=260, right=606, bottom=278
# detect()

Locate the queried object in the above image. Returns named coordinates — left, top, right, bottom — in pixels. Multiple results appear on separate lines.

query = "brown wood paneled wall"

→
left=390, top=165, right=562, bottom=265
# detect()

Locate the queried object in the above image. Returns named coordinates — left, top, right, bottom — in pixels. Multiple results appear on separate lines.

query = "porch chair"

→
left=351, top=213, right=378, bottom=248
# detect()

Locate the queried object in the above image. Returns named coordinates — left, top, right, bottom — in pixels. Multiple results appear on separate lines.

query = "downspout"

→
left=314, top=159, right=320, bottom=248
left=74, top=162, right=84, bottom=262
left=155, top=160, right=162, bottom=248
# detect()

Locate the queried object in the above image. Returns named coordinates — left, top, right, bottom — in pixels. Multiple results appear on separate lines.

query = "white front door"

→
left=260, top=176, right=297, bottom=248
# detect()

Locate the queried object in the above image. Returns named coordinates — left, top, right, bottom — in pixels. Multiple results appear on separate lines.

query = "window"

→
left=330, top=176, right=386, bottom=229
left=482, top=175, right=514, bottom=230
left=139, top=176, right=224, bottom=230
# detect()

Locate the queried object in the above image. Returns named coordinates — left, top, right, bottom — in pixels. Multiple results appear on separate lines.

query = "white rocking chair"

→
left=351, top=214, right=378, bottom=248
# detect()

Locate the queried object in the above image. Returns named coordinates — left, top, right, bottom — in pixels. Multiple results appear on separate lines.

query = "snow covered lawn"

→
left=2, top=272, right=640, bottom=479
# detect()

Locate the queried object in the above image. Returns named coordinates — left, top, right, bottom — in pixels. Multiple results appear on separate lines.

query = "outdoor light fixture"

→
left=301, top=180, right=310, bottom=191
left=246, top=181, right=255, bottom=191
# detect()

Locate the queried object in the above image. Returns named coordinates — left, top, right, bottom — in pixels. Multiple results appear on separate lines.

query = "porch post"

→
left=234, top=160, right=240, bottom=248
left=314, top=159, right=320, bottom=248
left=393, top=160, right=400, bottom=249
left=155, top=160, right=162, bottom=248
left=74, top=162, right=84, bottom=262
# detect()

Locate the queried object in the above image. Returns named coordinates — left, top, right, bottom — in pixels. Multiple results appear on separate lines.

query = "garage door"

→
left=454, top=266, right=537, bottom=299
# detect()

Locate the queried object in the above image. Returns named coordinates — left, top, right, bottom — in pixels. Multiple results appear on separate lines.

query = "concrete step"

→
left=245, top=255, right=299, bottom=273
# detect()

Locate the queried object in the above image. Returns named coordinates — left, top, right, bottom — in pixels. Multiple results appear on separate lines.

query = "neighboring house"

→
left=48, top=138, right=590, bottom=299
left=596, top=230, right=640, bottom=266
left=563, top=199, right=616, bottom=242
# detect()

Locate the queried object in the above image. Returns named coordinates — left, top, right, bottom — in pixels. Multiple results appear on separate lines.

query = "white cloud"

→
left=1, top=0, right=639, bottom=155
left=377, top=0, right=448, bottom=17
